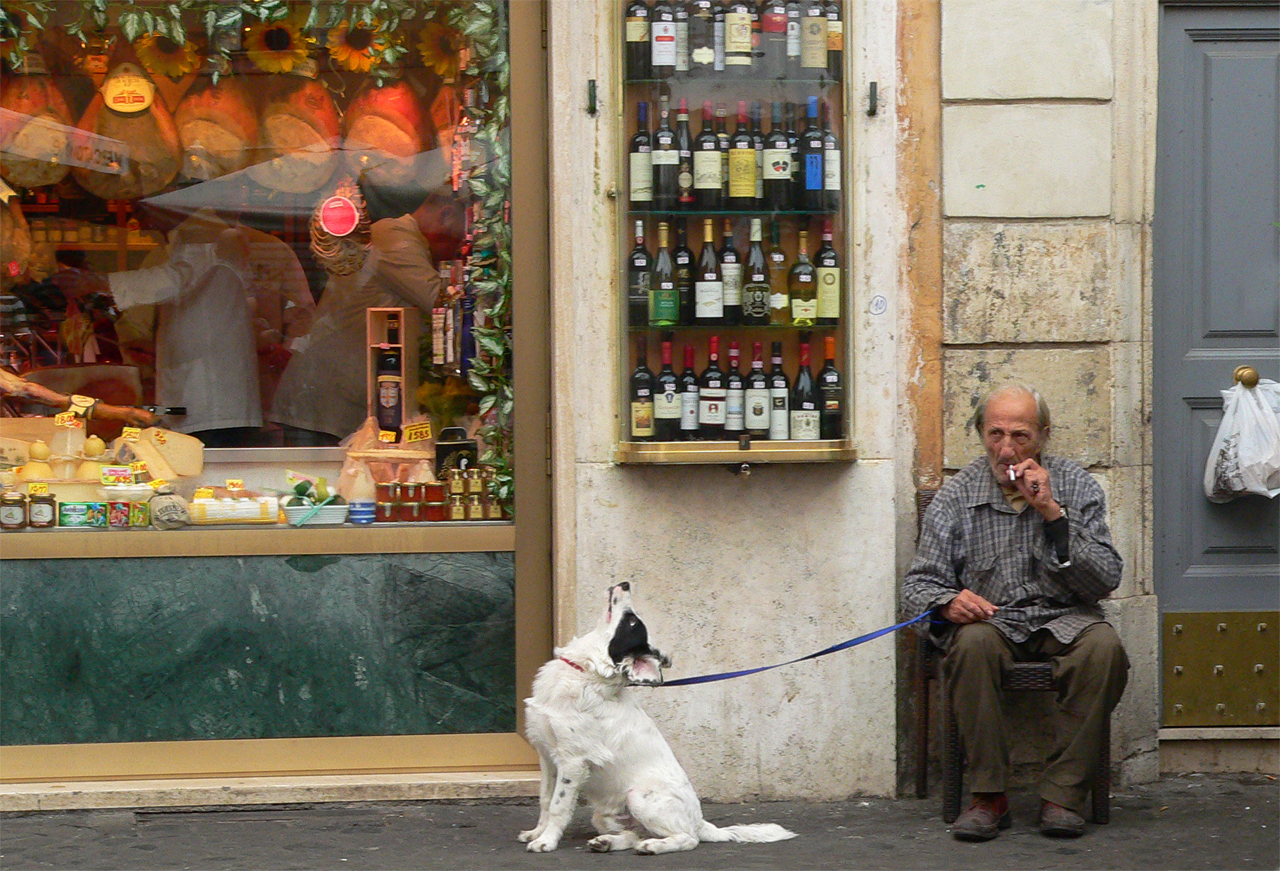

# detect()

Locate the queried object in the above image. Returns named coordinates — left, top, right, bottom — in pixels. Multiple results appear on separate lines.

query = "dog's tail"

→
left=698, top=821, right=797, bottom=844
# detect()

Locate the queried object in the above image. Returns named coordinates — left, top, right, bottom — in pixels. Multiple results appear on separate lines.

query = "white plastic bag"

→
left=1203, top=379, right=1280, bottom=502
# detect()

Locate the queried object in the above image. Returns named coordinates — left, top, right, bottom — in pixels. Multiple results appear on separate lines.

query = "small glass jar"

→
left=446, top=468, right=466, bottom=496
left=484, top=498, right=504, bottom=521
left=375, top=481, right=399, bottom=503
left=0, top=491, right=28, bottom=530
left=466, top=494, right=485, bottom=520
left=423, top=500, right=447, bottom=522
left=28, top=492, right=57, bottom=528
left=422, top=482, right=445, bottom=503
left=447, top=494, right=466, bottom=521
left=400, top=481, right=422, bottom=503
left=465, top=468, right=484, bottom=495
left=375, top=501, right=396, bottom=522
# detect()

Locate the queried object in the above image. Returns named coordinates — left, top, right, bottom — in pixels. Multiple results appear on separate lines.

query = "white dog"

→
left=518, top=582, right=797, bottom=854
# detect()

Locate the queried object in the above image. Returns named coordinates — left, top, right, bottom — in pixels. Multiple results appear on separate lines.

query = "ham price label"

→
left=318, top=196, right=360, bottom=237
left=101, top=64, right=155, bottom=114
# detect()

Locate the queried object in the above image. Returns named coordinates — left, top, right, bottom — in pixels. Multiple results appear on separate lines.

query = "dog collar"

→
left=558, top=657, right=585, bottom=672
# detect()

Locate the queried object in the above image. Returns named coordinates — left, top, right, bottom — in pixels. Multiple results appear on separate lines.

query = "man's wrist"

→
left=1042, top=500, right=1064, bottom=521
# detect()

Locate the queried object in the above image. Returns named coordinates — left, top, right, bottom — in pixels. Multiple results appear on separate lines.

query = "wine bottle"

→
left=723, top=0, right=752, bottom=75
left=815, top=217, right=840, bottom=326
left=750, top=0, right=763, bottom=69
left=741, top=217, right=771, bottom=325
left=789, top=337, right=820, bottom=440
left=692, top=102, right=722, bottom=209
left=821, top=99, right=841, bottom=213
left=629, top=101, right=653, bottom=210
left=698, top=334, right=727, bottom=439
left=768, top=218, right=790, bottom=325
left=689, top=0, right=716, bottom=75
left=767, top=340, right=790, bottom=440
left=786, top=100, right=803, bottom=206
left=654, top=337, right=682, bottom=440
left=718, top=218, right=742, bottom=326
left=800, top=95, right=824, bottom=211
left=625, top=0, right=653, bottom=80
left=785, top=0, right=802, bottom=77
left=725, top=340, right=745, bottom=436
left=627, top=219, right=652, bottom=327
left=679, top=344, right=701, bottom=440
left=789, top=227, right=817, bottom=326
left=652, top=0, right=677, bottom=79
left=676, top=97, right=695, bottom=208
left=694, top=216, right=724, bottom=325
left=630, top=335, right=656, bottom=441
left=715, top=101, right=731, bottom=198
left=674, top=0, right=691, bottom=74
left=712, top=0, right=727, bottom=72
left=818, top=334, right=843, bottom=439
left=727, top=101, right=755, bottom=210
left=375, top=342, right=403, bottom=438
left=800, top=0, right=827, bottom=73
left=750, top=100, right=765, bottom=203
left=650, top=221, right=680, bottom=326
left=825, top=0, right=843, bottom=82
left=652, top=98, right=679, bottom=212
left=763, top=101, right=793, bottom=211
left=744, top=340, right=771, bottom=438
left=761, top=0, right=788, bottom=79
left=673, top=217, right=696, bottom=324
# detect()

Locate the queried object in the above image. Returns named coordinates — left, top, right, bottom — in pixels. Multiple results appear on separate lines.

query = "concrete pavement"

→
left=2, top=773, right=1276, bottom=870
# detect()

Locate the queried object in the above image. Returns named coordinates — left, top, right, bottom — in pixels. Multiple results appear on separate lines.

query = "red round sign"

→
left=318, top=196, right=360, bottom=237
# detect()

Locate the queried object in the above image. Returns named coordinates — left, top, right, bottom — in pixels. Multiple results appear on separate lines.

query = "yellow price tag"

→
left=193, top=487, right=214, bottom=500
left=148, top=478, right=169, bottom=490
left=378, top=430, right=398, bottom=443
left=403, top=421, right=434, bottom=443
left=54, top=411, right=80, bottom=428
left=121, top=426, right=142, bottom=442
left=99, top=465, right=134, bottom=485
left=130, top=461, right=148, bottom=475
left=225, top=478, right=245, bottom=491
left=28, top=482, right=49, bottom=495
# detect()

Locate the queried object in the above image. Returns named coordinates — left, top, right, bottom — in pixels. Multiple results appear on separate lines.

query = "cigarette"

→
left=1008, top=468, right=1018, bottom=482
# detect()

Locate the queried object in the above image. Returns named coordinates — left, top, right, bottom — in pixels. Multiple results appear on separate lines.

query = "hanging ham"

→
left=343, top=77, right=431, bottom=190
left=71, top=63, right=181, bottom=200
left=0, top=73, right=74, bottom=189
left=0, top=197, right=33, bottom=291
left=174, top=76, right=259, bottom=181
left=248, top=76, right=340, bottom=194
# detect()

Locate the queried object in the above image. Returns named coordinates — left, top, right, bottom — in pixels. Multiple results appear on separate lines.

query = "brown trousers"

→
left=942, top=621, right=1130, bottom=814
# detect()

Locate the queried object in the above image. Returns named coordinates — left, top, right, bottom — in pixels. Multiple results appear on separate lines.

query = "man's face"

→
left=981, top=391, right=1047, bottom=487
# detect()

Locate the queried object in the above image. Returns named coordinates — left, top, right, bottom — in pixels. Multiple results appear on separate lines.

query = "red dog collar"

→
left=559, top=657, right=585, bottom=672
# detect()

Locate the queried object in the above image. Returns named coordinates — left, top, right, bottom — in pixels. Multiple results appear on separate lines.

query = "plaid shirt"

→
left=903, top=455, right=1123, bottom=645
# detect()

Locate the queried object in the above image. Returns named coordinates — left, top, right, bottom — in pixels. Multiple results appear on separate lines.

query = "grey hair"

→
left=970, top=383, right=1052, bottom=436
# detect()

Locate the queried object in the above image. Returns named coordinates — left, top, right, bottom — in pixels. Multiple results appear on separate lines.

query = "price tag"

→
left=403, top=421, right=434, bottom=443
left=99, top=465, right=134, bottom=485
left=130, top=461, right=148, bottom=476
left=28, top=482, right=49, bottom=496
left=121, top=427, right=142, bottom=442
left=152, top=430, right=168, bottom=444
left=148, top=478, right=169, bottom=490
left=193, top=487, right=214, bottom=500
left=378, top=430, right=398, bottom=443
left=54, top=411, right=83, bottom=428
left=225, top=478, right=245, bottom=491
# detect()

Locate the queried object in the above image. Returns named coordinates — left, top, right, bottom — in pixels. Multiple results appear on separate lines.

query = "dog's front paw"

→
left=526, top=835, right=560, bottom=852
left=517, top=826, right=543, bottom=843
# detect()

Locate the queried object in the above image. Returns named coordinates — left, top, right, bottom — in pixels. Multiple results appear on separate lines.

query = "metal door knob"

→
left=1233, top=366, right=1259, bottom=388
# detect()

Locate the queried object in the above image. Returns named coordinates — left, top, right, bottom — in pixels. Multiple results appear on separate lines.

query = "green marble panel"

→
left=0, top=552, right=516, bottom=745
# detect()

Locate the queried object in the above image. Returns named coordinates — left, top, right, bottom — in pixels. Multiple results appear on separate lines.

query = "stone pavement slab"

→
left=1, top=774, right=1275, bottom=870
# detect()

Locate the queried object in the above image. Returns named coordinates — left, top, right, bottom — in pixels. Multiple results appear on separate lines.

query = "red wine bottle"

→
left=825, top=0, right=843, bottom=83
left=679, top=344, right=701, bottom=440
left=652, top=98, right=679, bottom=212
left=698, top=335, right=727, bottom=439
left=673, top=217, right=696, bottom=325
left=818, top=334, right=843, bottom=439
left=727, top=101, right=755, bottom=210
left=651, top=0, right=677, bottom=79
left=654, top=337, right=682, bottom=441
left=768, top=340, right=790, bottom=440
left=741, top=218, right=772, bottom=325
left=800, top=96, right=824, bottom=211
left=375, top=343, right=402, bottom=438
left=693, top=101, right=722, bottom=210
left=725, top=340, right=745, bottom=436
left=789, top=336, right=820, bottom=440
left=763, top=101, right=793, bottom=211
left=821, top=99, right=841, bottom=212
left=627, top=219, right=651, bottom=327
left=676, top=97, right=695, bottom=208
left=718, top=217, right=742, bottom=326
left=694, top=216, right=724, bottom=325
left=744, top=340, right=771, bottom=438
left=629, top=101, right=653, bottom=210
left=629, top=335, right=655, bottom=441
left=625, top=0, right=653, bottom=80
left=815, top=217, right=840, bottom=326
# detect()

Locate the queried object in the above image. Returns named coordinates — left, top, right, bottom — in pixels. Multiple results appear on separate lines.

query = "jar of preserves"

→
left=28, top=492, right=57, bottom=528
left=0, top=491, right=28, bottom=529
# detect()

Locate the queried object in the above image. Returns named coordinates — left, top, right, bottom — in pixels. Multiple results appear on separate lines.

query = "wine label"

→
left=680, top=387, right=700, bottom=430
left=769, top=290, right=789, bottom=313
left=725, top=387, right=745, bottom=431
left=650, top=281, right=679, bottom=324
left=626, top=18, right=648, bottom=43
left=728, top=149, right=756, bottom=198
left=675, top=22, right=689, bottom=71
left=791, top=296, right=818, bottom=321
left=801, top=16, right=827, bottom=68
left=721, top=263, right=743, bottom=306
left=725, top=12, right=752, bottom=58
left=691, top=45, right=715, bottom=66
left=693, top=151, right=721, bottom=189
left=630, top=152, right=653, bottom=201
left=790, top=409, right=821, bottom=440
left=652, top=21, right=677, bottom=66
left=695, top=280, right=724, bottom=319
left=714, top=20, right=726, bottom=69
left=743, top=284, right=771, bottom=319
left=769, top=388, right=789, bottom=439
left=651, top=149, right=679, bottom=166
left=744, top=387, right=769, bottom=431
left=699, top=387, right=727, bottom=425
left=763, top=148, right=792, bottom=180
left=655, top=387, right=681, bottom=420
left=824, top=147, right=841, bottom=191
left=827, top=19, right=844, bottom=50
left=631, top=400, right=655, bottom=438
left=787, top=14, right=801, bottom=57
left=805, top=153, right=824, bottom=191
left=817, top=266, right=840, bottom=319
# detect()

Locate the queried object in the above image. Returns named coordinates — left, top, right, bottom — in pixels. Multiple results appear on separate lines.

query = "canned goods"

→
left=108, top=501, right=130, bottom=529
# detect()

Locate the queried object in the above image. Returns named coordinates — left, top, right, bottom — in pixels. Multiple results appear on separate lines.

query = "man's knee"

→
left=1075, top=623, right=1130, bottom=675
left=945, top=622, right=1007, bottom=673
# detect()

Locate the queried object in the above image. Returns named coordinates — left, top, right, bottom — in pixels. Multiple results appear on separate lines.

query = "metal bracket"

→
left=868, top=81, right=878, bottom=116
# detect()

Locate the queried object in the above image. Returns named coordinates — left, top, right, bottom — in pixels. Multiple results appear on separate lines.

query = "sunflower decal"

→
left=135, top=33, right=200, bottom=79
left=417, top=22, right=463, bottom=82
left=327, top=20, right=386, bottom=73
left=245, top=14, right=312, bottom=74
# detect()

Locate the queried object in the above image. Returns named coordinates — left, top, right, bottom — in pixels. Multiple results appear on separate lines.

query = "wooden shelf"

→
left=614, top=437, right=856, bottom=465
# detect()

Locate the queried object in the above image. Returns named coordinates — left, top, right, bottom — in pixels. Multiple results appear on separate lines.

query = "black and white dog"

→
left=519, top=582, right=797, bottom=854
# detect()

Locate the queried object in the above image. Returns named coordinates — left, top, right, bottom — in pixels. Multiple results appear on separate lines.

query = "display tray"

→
left=614, top=437, right=856, bottom=464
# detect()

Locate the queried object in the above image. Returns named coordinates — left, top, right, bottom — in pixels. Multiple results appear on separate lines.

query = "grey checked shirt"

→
left=902, top=455, right=1123, bottom=645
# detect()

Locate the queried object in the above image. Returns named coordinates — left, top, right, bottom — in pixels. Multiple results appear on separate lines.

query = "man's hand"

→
left=1008, top=458, right=1062, bottom=521
left=940, top=589, right=999, bottom=625
left=51, top=266, right=110, bottom=301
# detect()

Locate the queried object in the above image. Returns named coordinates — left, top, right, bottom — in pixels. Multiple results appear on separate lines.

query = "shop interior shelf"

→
left=614, top=437, right=856, bottom=465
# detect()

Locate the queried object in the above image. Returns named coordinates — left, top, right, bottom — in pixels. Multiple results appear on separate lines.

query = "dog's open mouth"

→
left=609, top=611, right=670, bottom=686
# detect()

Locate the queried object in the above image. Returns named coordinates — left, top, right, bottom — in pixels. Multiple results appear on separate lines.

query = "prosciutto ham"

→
left=247, top=76, right=340, bottom=194
left=174, top=76, right=259, bottom=181
left=0, top=198, right=33, bottom=291
left=72, top=63, right=182, bottom=200
left=0, top=73, right=74, bottom=189
left=343, top=78, right=430, bottom=189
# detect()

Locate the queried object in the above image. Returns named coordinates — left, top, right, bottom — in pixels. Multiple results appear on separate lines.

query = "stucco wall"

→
left=546, top=0, right=907, bottom=802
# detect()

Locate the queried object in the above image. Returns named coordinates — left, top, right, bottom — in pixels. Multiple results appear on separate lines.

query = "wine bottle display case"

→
left=616, top=0, right=856, bottom=465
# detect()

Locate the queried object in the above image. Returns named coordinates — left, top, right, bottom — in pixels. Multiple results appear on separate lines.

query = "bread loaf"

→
left=0, top=73, right=74, bottom=189
left=174, top=76, right=260, bottom=181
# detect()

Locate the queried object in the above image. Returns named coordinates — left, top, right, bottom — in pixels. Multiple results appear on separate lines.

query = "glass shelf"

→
left=627, top=208, right=837, bottom=217
left=615, top=438, right=856, bottom=465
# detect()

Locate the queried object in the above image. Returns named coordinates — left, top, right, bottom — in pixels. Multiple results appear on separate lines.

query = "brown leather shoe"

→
left=952, top=793, right=1011, bottom=841
left=1038, top=800, right=1086, bottom=837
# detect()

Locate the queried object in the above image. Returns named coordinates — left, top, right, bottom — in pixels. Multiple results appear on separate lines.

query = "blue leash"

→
left=660, top=611, right=932, bottom=687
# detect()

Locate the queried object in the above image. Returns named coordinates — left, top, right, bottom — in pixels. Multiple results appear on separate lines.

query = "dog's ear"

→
left=624, top=649, right=669, bottom=687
